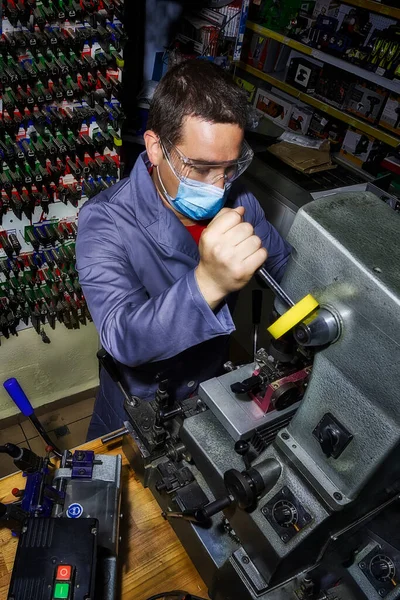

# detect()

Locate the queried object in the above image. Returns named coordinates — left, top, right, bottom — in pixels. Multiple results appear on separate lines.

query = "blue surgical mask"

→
left=157, top=168, right=230, bottom=221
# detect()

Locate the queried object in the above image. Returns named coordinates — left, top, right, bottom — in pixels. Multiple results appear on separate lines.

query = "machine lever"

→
left=231, top=374, right=261, bottom=395
left=162, top=496, right=233, bottom=524
left=256, top=267, right=294, bottom=308
left=252, top=289, right=263, bottom=361
left=3, top=378, right=62, bottom=457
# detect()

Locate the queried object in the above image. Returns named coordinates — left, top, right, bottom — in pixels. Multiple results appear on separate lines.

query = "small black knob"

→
left=274, top=506, right=292, bottom=526
left=235, top=440, right=250, bottom=456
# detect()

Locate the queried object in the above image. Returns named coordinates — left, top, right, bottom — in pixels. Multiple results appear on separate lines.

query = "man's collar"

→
left=129, top=151, right=199, bottom=262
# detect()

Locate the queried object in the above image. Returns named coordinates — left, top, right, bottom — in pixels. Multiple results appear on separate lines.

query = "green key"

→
left=53, top=582, right=70, bottom=599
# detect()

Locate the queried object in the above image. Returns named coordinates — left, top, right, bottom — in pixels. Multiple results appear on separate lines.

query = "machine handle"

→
left=256, top=267, right=294, bottom=308
left=252, top=289, right=263, bottom=325
left=3, top=378, right=34, bottom=417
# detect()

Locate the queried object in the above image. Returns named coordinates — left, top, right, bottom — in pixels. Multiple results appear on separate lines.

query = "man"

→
left=76, top=60, right=291, bottom=440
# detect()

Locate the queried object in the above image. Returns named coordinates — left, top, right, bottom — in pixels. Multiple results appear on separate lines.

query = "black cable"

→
left=144, top=591, right=208, bottom=600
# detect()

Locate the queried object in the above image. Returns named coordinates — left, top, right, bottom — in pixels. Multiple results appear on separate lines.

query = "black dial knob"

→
left=272, top=500, right=298, bottom=528
left=370, top=555, right=395, bottom=582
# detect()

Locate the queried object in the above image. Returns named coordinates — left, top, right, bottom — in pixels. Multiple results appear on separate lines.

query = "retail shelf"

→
left=238, top=62, right=400, bottom=148
left=246, top=21, right=400, bottom=94
left=342, top=0, right=400, bottom=20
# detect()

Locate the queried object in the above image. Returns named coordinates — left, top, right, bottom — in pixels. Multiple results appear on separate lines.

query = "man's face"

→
left=148, top=116, right=244, bottom=199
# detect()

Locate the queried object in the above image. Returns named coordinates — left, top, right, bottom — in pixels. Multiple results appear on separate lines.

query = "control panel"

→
left=7, top=517, right=97, bottom=600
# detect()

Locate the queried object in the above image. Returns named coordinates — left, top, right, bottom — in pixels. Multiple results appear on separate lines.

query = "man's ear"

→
left=144, top=130, right=162, bottom=166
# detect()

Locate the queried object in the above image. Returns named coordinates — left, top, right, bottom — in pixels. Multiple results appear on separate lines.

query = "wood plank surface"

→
left=0, top=438, right=209, bottom=600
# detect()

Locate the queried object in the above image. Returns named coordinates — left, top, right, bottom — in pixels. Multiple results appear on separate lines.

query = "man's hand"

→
left=195, top=207, right=268, bottom=310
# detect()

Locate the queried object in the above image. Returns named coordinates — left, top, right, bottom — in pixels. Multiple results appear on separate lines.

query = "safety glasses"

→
left=159, top=138, right=254, bottom=187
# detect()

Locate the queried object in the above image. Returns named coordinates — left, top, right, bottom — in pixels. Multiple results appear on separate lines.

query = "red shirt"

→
left=186, top=223, right=208, bottom=245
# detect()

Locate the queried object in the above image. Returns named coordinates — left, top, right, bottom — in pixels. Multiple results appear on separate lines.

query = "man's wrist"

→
left=195, top=265, right=227, bottom=310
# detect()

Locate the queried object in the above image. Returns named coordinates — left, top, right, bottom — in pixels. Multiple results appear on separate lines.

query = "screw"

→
left=242, top=555, right=250, bottom=564
left=379, top=590, right=386, bottom=597
left=91, top=527, right=97, bottom=535
left=304, top=513, right=311, bottom=522
left=359, top=562, right=366, bottom=570
left=281, top=432, right=290, bottom=440
left=373, top=267, right=382, bottom=274
left=281, top=534, right=289, bottom=542
left=333, top=492, right=343, bottom=501
left=127, top=396, right=139, bottom=407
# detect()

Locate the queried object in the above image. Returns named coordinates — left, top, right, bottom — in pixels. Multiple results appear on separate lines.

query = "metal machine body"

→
left=122, top=192, right=400, bottom=600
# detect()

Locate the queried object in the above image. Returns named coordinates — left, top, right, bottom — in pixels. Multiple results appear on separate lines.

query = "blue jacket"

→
left=76, top=153, right=291, bottom=433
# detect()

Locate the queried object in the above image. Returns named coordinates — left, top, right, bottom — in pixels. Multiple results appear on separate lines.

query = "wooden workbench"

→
left=0, top=438, right=208, bottom=600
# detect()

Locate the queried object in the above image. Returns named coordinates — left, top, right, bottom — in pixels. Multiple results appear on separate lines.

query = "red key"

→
left=56, top=565, right=72, bottom=581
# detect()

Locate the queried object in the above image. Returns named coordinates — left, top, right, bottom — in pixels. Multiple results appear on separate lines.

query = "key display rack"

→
left=0, top=0, right=125, bottom=344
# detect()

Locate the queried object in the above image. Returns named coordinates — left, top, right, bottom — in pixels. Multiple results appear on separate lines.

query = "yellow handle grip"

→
left=267, top=294, right=319, bottom=339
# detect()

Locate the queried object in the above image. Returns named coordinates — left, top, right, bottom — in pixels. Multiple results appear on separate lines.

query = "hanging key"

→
left=40, top=328, right=51, bottom=344
left=30, top=306, right=42, bottom=334
left=48, top=303, right=56, bottom=329
left=9, top=234, right=21, bottom=256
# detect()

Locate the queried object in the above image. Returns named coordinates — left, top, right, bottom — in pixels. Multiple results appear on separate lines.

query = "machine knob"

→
left=370, top=554, right=395, bottom=582
left=234, top=440, right=250, bottom=456
left=272, top=500, right=298, bottom=528
left=318, top=424, right=340, bottom=458
left=234, top=441, right=251, bottom=469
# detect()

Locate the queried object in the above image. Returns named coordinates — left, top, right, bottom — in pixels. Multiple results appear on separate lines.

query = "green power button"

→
left=54, top=582, right=70, bottom=599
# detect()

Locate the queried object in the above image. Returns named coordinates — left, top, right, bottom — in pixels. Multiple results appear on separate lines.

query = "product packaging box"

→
left=308, top=112, right=347, bottom=150
left=254, top=88, right=294, bottom=128
left=345, top=83, right=387, bottom=124
left=234, top=76, right=256, bottom=103
left=246, top=33, right=281, bottom=73
left=379, top=94, right=400, bottom=135
left=340, top=128, right=377, bottom=166
left=288, top=105, right=314, bottom=135
left=286, top=56, right=323, bottom=94
left=312, top=0, right=340, bottom=18
left=246, top=33, right=269, bottom=70
left=315, top=65, right=353, bottom=109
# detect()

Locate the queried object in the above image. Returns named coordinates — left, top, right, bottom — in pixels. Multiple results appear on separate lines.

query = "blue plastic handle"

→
left=3, top=378, right=34, bottom=417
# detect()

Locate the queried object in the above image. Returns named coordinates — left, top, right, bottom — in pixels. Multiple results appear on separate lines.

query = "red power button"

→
left=56, top=565, right=72, bottom=581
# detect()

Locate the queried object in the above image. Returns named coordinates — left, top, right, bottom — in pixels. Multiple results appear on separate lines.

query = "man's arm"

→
left=76, top=203, right=235, bottom=367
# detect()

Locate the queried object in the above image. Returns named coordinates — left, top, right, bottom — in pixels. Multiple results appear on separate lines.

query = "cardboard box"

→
left=268, top=140, right=335, bottom=174
left=345, top=83, right=387, bottom=124
left=379, top=94, right=400, bottom=135
left=340, top=128, right=376, bottom=167
left=234, top=76, right=256, bottom=103
left=254, top=88, right=294, bottom=128
left=288, top=105, right=314, bottom=135
left=286, top=56, right=322, bottom=94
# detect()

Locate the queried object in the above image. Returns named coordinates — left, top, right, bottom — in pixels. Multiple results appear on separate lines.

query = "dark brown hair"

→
left=147, top=59, right=248, bottom=144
